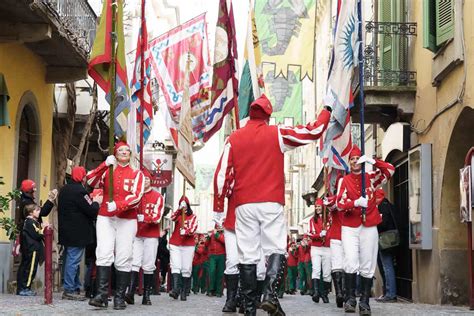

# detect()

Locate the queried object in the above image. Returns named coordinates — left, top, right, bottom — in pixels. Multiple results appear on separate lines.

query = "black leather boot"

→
left=359, top=277, right=372, bottom=315
left=260, top=254, right=286, bottom=316
left=322, top=281, right=331, bottom=303
left=124, top=271, right=139, bottom=305
left=344, top=273, right=357, bottom=313
left=142, top=273, right=153, bottom=305
left=113, top=271, right=129, bottom=310
left=255, top=280, right=264, bottom=309
left=240, top=264, right=257, bottom=316
left=181, top=277, right=191, bottom=301
left=332, top=271, right=344, bottom=308
left=169, top=273, right=181, bottom=299
left=222, top=274, right=239, bottom=312
left=311, top=279, right=320, bottom=303
left=88, top=266, right=110, bottom=308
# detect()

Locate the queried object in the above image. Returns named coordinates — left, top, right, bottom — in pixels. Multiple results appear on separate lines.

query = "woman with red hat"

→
left=168, top=195, right=198, bottom=301
left=307, top=198, right=332, bottom=304
left=336, top=145, right=394, bottom=315
left=86, top=141, right=145, bottom=310
left=124, top=172, right=163, bottom=306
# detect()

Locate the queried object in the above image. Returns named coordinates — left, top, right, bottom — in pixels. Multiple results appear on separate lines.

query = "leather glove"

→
left=105, top=155, right=116, bottom=167
left=107, top=201, right=117, bottom=212
left=356, top=155, right=376, bottom=165
left=354, top=197, right=368, bottom=208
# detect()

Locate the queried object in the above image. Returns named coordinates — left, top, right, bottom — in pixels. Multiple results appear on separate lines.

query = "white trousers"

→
left=235, top=202, right=286, bottom=264
left=330, top=239, right=344, bottom=272
left=341, top=225, right=379, bottom=278
left=170, top=245, right=195, bottom=277
left=225, top=228, right=266, bottom=280
left=96, top=215, right=137, bottom=272
left=311, top=246, right=332, bottom=282
left=132, top=237, right=159, bottom=274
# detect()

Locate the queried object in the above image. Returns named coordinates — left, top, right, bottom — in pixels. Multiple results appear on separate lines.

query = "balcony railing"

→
left=363, top=21, right=417, bottom=87
left=41, top=0, right=97, bottom=53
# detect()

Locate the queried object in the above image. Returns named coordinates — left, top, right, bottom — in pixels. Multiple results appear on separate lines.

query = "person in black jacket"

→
left=58, top=166, right=101, bottom=301
left=18, top=179, right=57, bottom=229
left=17, top=204, right=48, bottom=296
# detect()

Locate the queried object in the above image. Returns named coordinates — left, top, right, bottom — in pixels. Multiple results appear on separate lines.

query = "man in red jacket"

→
left=208, top=223, right=226, bottom=297
left=169, top=196, right=198, bottom=301
left=124, top=173, right=163, bottom=305
left=214, top=94, right=331, bottom=316
left=87, top=141, right=144, bottom=310
left=336, top=145, right=394, bottom=315
left=286, top=239, right=298, bottom=295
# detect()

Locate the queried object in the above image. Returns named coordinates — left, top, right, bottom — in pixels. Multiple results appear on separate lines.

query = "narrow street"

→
left=0, top=292, right=472, bottom=315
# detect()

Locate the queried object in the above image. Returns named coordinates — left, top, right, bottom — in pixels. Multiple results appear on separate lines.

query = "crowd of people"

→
left=12, top=94, right=399, bottom=316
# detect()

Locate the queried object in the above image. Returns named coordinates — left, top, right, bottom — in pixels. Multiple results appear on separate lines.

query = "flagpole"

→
left=357, top=0, right=366, bottom=223
left=109, top=0, right=118, bottom=201
left=139, top=0, right=146, bottom=170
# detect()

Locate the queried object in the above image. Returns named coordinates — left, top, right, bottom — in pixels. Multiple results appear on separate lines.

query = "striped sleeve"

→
left=115, top=170, right=145, bottom=213
left=86, top=161, right=108, bottom=188
left=278, top=109, right=330, bottom=153
left=170, top=208, right=182, bottom=222
left=213, top=140, right=234, bottom=212
left=336, top=178, right=355, bottom=211
left=307, top=219, right=316, bottom=239
left=185, top=215, right=198, bottom=235
left=369, top=159, right=395, bottom=189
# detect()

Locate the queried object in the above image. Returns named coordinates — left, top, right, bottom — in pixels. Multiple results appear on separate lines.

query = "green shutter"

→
left=379, top=0, right=393, bottom=71
left=435, top=0, right=454, bottom=46
left=423, top=0, right=437, bottom=52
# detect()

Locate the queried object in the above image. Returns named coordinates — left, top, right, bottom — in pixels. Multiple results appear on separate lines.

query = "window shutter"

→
left=379, top=0, right=393, bottom=71
left=423, top=0, right=437, bottom=52
left=435, top=0, right=454, bottom=46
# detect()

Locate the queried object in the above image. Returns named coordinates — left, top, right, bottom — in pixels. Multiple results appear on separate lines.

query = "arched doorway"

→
left=439, top=106, right=474, bottom=305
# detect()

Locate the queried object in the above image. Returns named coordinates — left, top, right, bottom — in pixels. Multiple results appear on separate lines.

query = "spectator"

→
left=17, top=204, right=48, bottom=296
left=58, top=166, right=101, bottom=301
left=157, top=229, right=170, bottom=292
left=376, top=196, right=398, bottom=303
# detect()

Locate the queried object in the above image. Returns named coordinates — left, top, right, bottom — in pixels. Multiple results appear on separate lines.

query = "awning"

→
left=0, top=73, right=10, bottom=126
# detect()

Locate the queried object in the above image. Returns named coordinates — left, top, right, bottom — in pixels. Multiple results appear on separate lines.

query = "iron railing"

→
left=41, top=0, right=97, bottom=53
left=363, top=21, right=417, bottom=87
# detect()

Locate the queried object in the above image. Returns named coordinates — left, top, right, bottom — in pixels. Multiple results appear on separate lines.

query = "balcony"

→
left=352, top=21, right=417, bottom=130
left=0, top=0, right=96, bottom=83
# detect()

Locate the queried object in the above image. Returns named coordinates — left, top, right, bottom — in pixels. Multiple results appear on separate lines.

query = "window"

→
left=423, top=0, right=454, bottom=52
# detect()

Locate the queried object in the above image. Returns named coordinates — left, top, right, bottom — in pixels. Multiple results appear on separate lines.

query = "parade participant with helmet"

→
left=87, top=141, right=145, bottom=310
left=124, top=171, right=163, bottom=306
left=213, top=94, right=331, bottom=316
left=336, top=145, right=394, bottom=315
left=307, top=198, right=331, bottom=304
left=169, top=195, right=198, bottom=301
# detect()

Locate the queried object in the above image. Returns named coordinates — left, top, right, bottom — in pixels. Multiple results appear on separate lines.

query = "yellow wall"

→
left=409, top=0, right=474, bottom=305
left=0, top=43, right=54, bottom=242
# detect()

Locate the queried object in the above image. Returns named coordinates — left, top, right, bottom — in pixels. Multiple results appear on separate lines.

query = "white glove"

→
left=354, top=197, right=368, bottom=208
left=356, top=155, right=376, bottom=165
left=107, top=201, right=117, bottom=212
left=320, top=230, right=327, bottom=237
left=180, top=228, right=186, bottom=236
left=323, top=198, right=330, bottom=206
left=213, top=212, right=224, bottom=225
left=137, top=214, right=145, bottom=222
left=179, top=200, right=187, bottom=209
left=105, top=155, right=116, bottom=167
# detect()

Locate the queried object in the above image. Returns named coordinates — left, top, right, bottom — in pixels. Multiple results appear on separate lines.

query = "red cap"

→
left=249, top=94, right=273, bottom=119
left=114, top=141, right=130, bottom=155
left=179, top=195, right=190, bottom=206
left=349, top=144, right=361, bottom=159
left=71, top=166, right=86, bottom=182
left=315, top=198, right=324, bottom=207
left=20, top=179, right=36, bottom=193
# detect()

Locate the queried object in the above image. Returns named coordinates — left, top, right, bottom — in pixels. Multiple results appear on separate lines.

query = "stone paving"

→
left=0, top=292, right=473, bottom=316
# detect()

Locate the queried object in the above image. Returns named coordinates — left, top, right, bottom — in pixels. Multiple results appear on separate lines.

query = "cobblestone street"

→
left=0, top=292, right=473, bottom=316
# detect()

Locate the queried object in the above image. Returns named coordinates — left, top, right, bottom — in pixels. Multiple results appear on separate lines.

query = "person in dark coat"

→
left=18, top=179, right=57, bottom=229
left=58, top=166, right=100, bottom=300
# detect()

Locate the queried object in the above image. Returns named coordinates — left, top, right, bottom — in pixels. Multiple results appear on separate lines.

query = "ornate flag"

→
left=238, top=0, right=264, bottom=121
left=202, top=0, right=238, bottom=142
left=149, top=14, right=210, bottom=131
left=320, top=0, right=358, bottom=172
left=88, top=0, right=130, bottom=138
left=129, top=0, right=153, bottom=154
